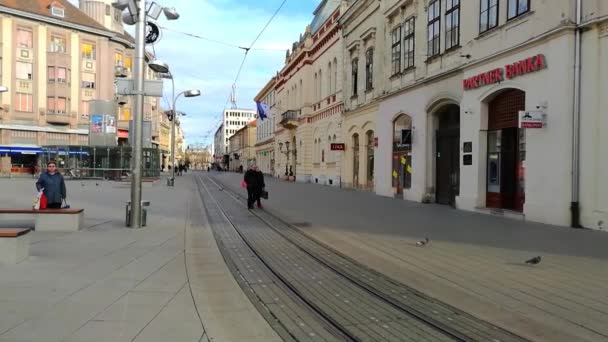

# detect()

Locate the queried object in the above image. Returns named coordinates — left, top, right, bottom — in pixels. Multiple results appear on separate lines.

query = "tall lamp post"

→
left=150, top=62, right=200, bottom=186
left=112, top=0, right=180, bottom=228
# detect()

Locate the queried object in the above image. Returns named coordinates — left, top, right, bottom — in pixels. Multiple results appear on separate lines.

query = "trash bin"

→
left=125, top=200, right=151, bottom=227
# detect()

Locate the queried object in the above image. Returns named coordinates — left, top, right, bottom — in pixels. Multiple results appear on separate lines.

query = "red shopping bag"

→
left=40, top=194, right=48, bottom=209
left=241, top=180, right=247, bottom=189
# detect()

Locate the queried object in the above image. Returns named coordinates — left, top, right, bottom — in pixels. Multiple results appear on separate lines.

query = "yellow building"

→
left=0, top=0, right=163, bottom=174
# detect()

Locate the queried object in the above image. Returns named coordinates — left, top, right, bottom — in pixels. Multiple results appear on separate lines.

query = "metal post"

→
left=170, top=78, right=176, bottom=186
left=130, top=0, right=146, bottom=228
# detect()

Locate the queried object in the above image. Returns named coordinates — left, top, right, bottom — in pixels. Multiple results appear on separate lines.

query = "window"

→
left=480, top=0, right=499, bottom=33
left=391, top=26, right=401, bottom=75
left=82, top=43, right=96, bottom=60
left=427, top=0, right=441, bottom=57
left=57, top=67, right=67, bottom=83
left=51, top=6, right=65, bottom=18
left=121, top=108, right=131, bottom=120
left=125, top=56, right=132, bottom=70
left=508, top=0, right=529, bottom=19
left=82, top=73, right=95, bottom=88
left=365, top=49, right=374, bottom=91
left=47, top=97, right=55, bottom=113
left=80, top=101, right=90, bottom=118
left=16, top=62, right=33, bottom=80
left=56, top=98, right=67, bottom=114
left=115, top=53, right=123, bottom=66
left=351, top=59, right=358, bottom=96
left=114, top=8, right=121, bottom=21
left=15, top=93, right=33, bottom=112
left=49, top=35, right=66, bottom=53
left=48, top=66, right=55, bottom=82
left=445, top=0, right=460, bottom=50
left=404, top=17, right=415, bottom=69
left=16, top=29, right=33, bottom=48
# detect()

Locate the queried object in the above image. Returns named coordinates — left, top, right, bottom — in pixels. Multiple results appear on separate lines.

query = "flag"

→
left=256, top=101, right=269, bottom=120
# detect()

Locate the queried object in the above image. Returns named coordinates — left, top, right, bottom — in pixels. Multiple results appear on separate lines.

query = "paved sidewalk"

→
left=0, top=174, right=278, bottom=342
left=212, top=171, right=608, bottom=342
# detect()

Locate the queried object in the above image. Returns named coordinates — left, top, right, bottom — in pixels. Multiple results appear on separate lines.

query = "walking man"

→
left=254, top=166, right=265, bottom=209
left=36, top=161, right=66, bottom=209
left=244, top=165, right=260, bottom=209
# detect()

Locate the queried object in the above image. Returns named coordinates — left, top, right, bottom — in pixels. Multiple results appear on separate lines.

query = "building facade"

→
left=274, top=0, right=347, bottom=185
left=228, top=121, right=256, bottom=172
left=367, top=0, right=607, bottom=229
left=0, top=0, right=165, bottom=174
left=223, top=108, right=255, bottom=153
left=213, top=124, right=224, bottom=166
left=254, top=77, right=277, bottom=175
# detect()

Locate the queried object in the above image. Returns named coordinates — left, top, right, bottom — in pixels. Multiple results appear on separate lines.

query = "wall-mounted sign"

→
left=519, top=110, right=546, bottom=128
left=330, top=143, right=345, bottom=151
left=463, top=54, right=546, bottom=91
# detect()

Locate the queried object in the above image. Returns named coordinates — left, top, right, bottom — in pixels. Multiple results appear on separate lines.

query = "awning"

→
left=0, top=146, right=42, bottom=154
left=118, top=129, right=129, bottom=138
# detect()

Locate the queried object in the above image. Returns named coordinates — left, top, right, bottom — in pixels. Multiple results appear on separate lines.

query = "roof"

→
left=0, top=0, right=108, bottom=32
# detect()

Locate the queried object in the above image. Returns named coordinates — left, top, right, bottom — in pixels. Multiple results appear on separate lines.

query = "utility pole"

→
left=130, top=0, right=146, bottom=228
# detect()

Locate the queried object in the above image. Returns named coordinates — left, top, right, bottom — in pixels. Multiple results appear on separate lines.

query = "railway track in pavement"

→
left=196, top=173, right=530, bottom=342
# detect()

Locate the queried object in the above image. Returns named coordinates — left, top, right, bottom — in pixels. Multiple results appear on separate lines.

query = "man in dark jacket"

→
left=36, top=161, right=66, bottom=209
left=243, top=166, right=259, bottom=209
left=254, top=166, right=265, bottom=209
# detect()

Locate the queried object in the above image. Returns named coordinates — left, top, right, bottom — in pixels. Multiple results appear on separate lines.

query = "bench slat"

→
left=0, top=209, right=84, bottom=214
left=0, top=228, right=31, bottom=237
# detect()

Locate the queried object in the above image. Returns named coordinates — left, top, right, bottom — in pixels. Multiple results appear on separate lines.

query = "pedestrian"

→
left=243, top=165, right=260, bottom=210
left=35, top=161, right=66, bottom=209
left=254, top=166, right=265, bottom=209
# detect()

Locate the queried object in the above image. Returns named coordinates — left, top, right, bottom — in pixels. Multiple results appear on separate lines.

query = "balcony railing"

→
left=280, top=110, right=300, bottom=129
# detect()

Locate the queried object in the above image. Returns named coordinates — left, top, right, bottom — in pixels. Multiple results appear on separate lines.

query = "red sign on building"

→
left=330, top=143, right=346, bottom=151
left=463, top=54, right=546, bottom=91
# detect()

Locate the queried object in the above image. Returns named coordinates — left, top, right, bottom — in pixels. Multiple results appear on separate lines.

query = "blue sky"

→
left=71, top=0, right=319, bottom=146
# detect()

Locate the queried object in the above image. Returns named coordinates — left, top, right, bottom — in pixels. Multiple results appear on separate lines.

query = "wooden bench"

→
left=0, top=228, right=31, bottom=264
left=0, top=209, right=84, bottom=232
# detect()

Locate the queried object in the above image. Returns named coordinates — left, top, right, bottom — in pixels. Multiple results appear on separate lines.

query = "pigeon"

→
left=416, top=238, right=430, bottom=247
left=525, top=256, right=542, bottom=265
left=96, top=182, right=99, bottom=186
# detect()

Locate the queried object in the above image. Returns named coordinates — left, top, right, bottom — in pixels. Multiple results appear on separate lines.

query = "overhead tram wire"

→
left=203, top=0, right=290, bottom=145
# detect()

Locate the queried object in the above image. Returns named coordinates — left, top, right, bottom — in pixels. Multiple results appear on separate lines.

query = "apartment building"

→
left=228, top=121, right=256, bottom=172
left=0, top=0, right=165, bottom=174
left=223, top=107, right=255, bottom=153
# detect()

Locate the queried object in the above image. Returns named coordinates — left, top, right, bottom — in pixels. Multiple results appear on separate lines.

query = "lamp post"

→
left=153, top=67, right=200, bottom=185
left=112, top=0, right=180, bottom=228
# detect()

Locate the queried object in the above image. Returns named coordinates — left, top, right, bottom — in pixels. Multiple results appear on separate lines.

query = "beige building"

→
left=228, top=121, right=256, bottom=172
left=274, top=0, right=346, bottom=185
left=0, top=0, right=165, bottom=174
left=254, top=77, right=276, bottom=175
left=347, top=0, right=607, bottom=229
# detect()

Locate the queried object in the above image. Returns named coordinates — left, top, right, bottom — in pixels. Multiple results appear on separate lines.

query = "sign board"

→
left=128, top=120, right=153, bottom=148
left=115, top=79, right=164, bottom=97
left=519, top=110, right=546, bottom=129
left=463, top=54, right=546, bottom=91
left=330, top=143, right=345, bottom=151
left=89, top=100, right=117, bottom=146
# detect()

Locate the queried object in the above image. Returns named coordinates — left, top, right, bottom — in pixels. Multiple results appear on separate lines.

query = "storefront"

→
left=0, top=146, right=41, bottom=174
left=459, top=46, right=573, bottom=226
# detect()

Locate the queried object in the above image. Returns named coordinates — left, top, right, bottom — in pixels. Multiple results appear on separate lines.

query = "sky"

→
left=69, top=0, right=319, bottom=147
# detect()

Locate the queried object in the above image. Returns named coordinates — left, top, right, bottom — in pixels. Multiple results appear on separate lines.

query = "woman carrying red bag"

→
left=35, top=161, right=66, bottom=209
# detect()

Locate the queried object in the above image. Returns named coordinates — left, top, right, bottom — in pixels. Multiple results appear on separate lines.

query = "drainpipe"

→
left=570, top=0, right=583, bottom=228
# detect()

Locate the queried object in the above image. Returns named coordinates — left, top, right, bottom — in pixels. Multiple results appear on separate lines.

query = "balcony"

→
left=280, top=110, right=300, bottom=130
left=46, top=111, right=70, bottom=125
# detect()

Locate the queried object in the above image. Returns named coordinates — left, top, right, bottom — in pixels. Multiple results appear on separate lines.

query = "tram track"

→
left=197, top=173, right=531, bottom=342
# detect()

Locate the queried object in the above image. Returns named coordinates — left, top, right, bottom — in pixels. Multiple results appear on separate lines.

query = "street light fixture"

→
left=148, top=59, right=169, bottom=74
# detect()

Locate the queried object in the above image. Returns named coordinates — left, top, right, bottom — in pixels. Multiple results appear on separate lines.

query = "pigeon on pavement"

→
left=416, top=238, right=430, bottom=247
left=525, top=256, right=542, bottom=265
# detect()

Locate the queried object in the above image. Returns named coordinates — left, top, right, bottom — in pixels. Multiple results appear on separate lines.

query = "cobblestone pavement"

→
left=210, top=171, right=608, bottom=342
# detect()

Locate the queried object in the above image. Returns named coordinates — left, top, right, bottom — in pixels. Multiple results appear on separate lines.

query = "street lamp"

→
left=111, top=0, right=181, bottom=228
left=159, top=70, right=200, bottom=186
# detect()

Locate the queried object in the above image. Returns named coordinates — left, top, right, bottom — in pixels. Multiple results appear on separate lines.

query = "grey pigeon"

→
left=416, top=238, right=430, bottom=247
left=525, top=256, right=542, bottom=265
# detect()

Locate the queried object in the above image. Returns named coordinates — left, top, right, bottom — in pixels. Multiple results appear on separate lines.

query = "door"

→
left=436, top=130, right=459, bottom=205
left=500, top=128, right=518, bottom=210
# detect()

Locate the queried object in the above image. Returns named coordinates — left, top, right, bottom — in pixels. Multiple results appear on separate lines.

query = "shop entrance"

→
left=486, top=89, right=526, bottom=212
left=435, top=104, right=460, bottom=205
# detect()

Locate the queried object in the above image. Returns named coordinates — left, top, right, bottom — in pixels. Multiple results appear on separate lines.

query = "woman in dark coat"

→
left=35, top=161, right=66, bottom=209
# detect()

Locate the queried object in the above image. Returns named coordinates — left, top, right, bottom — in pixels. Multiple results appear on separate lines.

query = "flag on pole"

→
left=256, top=101, right=269, bottom=120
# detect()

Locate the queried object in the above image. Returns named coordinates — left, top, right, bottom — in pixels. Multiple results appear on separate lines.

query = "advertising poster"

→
left=91, top=115, right=103, bottom=133
left=105, top=115, right=116, bottom=134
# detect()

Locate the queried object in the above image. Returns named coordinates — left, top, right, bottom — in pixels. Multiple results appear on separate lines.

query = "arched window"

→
left=366, top=130, right=375, bottom=186
left=328, top=62, right=333, bottom=95
left=333, top=58, right=338, bottom=94
left=353, top=133, right=360, bottom=187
